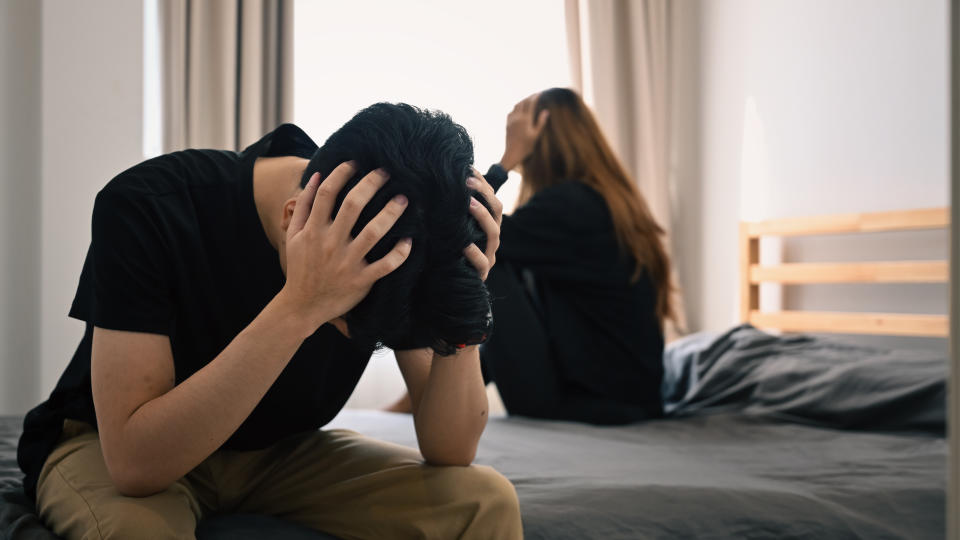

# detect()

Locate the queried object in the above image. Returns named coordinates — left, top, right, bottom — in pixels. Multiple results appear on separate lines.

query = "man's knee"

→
left=449, top=465, right=522, bottom=537
left=92, top=496, right=198, bottom=540
left=38, top=472, right=199, bottom=540
left=465, top=466, right=519, bottom=508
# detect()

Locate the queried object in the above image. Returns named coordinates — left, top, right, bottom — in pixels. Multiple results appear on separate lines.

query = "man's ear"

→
left=281, top=198, right=298, bottom=232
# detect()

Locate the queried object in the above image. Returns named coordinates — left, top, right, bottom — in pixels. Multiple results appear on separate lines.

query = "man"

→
left=18, top=103, right=521, bottom=539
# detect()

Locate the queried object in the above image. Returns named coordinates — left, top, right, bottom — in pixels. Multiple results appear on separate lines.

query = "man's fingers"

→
left=465, top=173, right=501, bottom=280
left=463, top=244, right=489, bottom=280
left=470, top=197, right=500, bottom=257
left=351, top=193, right=409, bottom=257
left=364, top=237, right=414, bottom=281
left=467, top=174, right=502, bottom=224
left=331, top=168, right=391, bottom=237
left=468, top=167, right=498, bottom=200
left=309, top=161, right=356, bottom=228
left=289, top=173, right=320, bottom=236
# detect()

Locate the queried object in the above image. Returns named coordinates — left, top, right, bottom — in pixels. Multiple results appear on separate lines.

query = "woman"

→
left=391, top=88, right=674, bottom=424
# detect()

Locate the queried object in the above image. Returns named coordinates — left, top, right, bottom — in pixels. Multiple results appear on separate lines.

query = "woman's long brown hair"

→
left=519, top=87, right=675, bottom=324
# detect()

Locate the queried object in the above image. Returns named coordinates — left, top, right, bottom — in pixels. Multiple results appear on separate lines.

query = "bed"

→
left=1, top=207, right=949, bottom=539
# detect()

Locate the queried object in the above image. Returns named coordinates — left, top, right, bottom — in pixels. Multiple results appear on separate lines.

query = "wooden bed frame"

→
left=739, top=207, right=950, bottom=338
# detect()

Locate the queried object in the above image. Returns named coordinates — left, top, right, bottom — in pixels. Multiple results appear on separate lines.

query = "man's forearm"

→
left=412, top=346, right=488, bottom=466
left=111, top=293, right=316, bottom=495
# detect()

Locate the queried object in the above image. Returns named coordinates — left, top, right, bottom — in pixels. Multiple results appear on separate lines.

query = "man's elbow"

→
left=414, top=413, right=487, bottom=466
left=104, top=452, right=173, bottom=497
left=421, top=444, right=478, bottom=467
left=111, top=469, right=173, bottom=498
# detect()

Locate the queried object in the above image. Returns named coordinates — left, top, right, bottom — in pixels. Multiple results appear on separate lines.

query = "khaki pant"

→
left=36, top=420, right=522, bottom=540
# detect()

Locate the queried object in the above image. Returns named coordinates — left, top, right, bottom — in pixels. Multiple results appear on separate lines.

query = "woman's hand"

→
left=499, top=93, right=550, bottom=171
left=464, top=167, right=502, bottom=281
left=279, top=162, right=412, bottom=337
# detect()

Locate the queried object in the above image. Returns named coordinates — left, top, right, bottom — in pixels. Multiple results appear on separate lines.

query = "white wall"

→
left=0, top=0, right=144, bottom=415
left=39, top=0, right=144, bottom=400
left=0, top=1, right=42, bottom=415
left=673, top=0, right=949, bottom=352
left=950, top=0, right=958, bottom=528
left=949, top=3, right=959, bottom=536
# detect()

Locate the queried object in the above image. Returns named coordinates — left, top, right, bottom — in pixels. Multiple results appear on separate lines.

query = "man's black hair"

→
left=300, top=103, right=491, bottom=355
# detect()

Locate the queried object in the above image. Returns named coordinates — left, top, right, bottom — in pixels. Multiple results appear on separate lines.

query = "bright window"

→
left=293, top=0, right=570, bottom=410
left=294, top=0, right=570, bottom=213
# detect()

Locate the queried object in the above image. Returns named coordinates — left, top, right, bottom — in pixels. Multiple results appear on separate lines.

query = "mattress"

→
left=1, top=326, right=947, bottom=539
left=1, top=410, right=946, bottom=540
left=331, top=410, right=945, bottom=539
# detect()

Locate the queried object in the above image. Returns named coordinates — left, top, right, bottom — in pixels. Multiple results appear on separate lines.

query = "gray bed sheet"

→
left=327, top=409, right=945, bottom=540
left=0, top=410, right=947, bottom=539
left=2, top=324, right=949, bottom=539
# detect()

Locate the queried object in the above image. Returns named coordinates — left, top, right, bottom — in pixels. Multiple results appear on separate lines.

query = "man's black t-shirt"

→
left=18, top=124, right=375, bottom=498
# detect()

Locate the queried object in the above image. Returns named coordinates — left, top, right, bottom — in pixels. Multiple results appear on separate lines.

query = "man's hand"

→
left=464, top=168, right=502, bottom=281
left=280, top=162, right=412, bottom=337
left=499, top=93, right=550, bottom=172
left=92, top=163, right=412, bottom=497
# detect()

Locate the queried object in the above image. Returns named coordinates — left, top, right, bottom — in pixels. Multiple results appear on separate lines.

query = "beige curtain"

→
left=159, top=0, right=293, bottom=152
left=565, top=0, right=687, bottom=336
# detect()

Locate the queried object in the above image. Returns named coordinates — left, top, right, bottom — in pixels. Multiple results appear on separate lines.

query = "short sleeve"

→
left=82, top=189, right=175, bottom=335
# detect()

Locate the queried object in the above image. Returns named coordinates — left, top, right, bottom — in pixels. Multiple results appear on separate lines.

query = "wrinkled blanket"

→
left=666, top=324, right=946, bottom=433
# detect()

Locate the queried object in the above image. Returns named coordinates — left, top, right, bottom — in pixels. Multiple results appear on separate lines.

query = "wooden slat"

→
left=739, top=223, right=759, bottom=321
left=744, top=207, right=949, bottom=237
left=749, top=310, right=948, bottom=337
left=750, top=261, right=949, bottom=284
